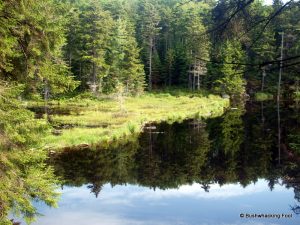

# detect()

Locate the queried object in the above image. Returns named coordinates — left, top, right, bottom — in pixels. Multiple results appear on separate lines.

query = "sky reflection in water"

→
left=33, top=180, right=299, bottom=225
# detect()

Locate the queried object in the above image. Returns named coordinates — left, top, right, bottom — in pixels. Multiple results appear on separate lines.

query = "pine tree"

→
left=117, top=20, right=145, bottom=94
left=0, top=0, right=79, bottom=99
left=78, top=0, right=114, bottom=93
left=138, top=0, right=161, bottom=90
left=215, top=40, right=246, bottom=97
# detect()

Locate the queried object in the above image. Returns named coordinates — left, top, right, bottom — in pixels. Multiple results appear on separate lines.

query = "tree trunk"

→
left=149, top=37, right=153, bottom=91
left=44, top=78, right=50, bottom=122
left=168, top=64, right=172, bottom=87
left=261, top=68, right=266, bottom=91
left=79, top=62, right=82, bottom=78
left=69, top=52, right=72, bottom=67
left=92, top=48, right=96, bottom=86
left=277, top=32, right=284, bottom=102
left=277, top=99, right=281, bottom=165
left=44, top=79, right=49, bottom=102
left=92, top=62, right=96, bottom=85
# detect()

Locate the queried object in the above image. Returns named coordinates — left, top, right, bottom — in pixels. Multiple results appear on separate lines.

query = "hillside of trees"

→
left=0, top=0, right=299, bottom=99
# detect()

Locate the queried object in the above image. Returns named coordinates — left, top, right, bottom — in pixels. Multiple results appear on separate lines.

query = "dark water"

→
left=28, top=101, right=300, bottom=224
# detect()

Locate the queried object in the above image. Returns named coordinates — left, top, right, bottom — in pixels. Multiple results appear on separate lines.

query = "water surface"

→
left=20, top=102, right=300, bottom=224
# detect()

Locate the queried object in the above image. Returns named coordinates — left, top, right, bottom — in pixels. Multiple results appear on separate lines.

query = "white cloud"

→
left=105, top=180, right=286, bottom=201
left=31, top=180, right=292, bottom=225
left=35, top=211, right=174, bottom=225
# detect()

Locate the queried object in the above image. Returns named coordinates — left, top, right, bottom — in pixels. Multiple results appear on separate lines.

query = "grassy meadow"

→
left=26, top=90, right=229, bottom=149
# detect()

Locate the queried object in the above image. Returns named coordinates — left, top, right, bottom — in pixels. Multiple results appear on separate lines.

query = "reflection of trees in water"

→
left=87, top=182, right=103, bottom=198
left=281, top=157, right=300, bottom=214
left=51, top=101, right=300, bottom=212
left=291, top=205, right=300, bottom=215
left=136, top=121, right=211, bottom=189
left=3, top=102, right=300, bottom=224
left=51, top=121, right=211, bottom=193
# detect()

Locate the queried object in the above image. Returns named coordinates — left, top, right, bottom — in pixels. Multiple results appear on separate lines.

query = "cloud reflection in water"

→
left=33, top=180, right=298, bottom=225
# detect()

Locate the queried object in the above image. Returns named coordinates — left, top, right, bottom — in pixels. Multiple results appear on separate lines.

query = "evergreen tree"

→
left=215, top=40, right=246, bottom=96
left=78, top=0, right=114, bottom=93
left=0, top=0, right=79, bottom=99
left=137, top=0, right=161, bottom=90
left=106, top=18, right=145, bottom=94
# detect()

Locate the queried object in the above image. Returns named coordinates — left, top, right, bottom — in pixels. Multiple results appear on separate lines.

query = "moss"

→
left=28, top=90, right=229, bottom=149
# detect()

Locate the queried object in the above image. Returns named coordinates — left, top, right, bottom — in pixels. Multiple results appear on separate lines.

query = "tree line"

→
left=0, top=0, right=299, bottom=99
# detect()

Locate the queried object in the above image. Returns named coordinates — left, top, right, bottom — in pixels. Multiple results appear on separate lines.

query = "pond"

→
left=12, top=101, right=300, bottom=224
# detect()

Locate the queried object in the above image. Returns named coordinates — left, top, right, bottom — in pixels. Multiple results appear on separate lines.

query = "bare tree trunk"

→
left=276, top=33, right=284, bottom=161
left=188, top=64, right=191, bottom=90
left=193, top=74, right=195, bottom=91
left=79, top=62, right=82, bottom=78
left=277, top=32, right=284, bottom=102
left=92, top=49, right=96, bottom=86
left=69, top=52, right=72, bottom=67
left=44, top=79, right=50, bottom=122
left=261, top=101, right=265, bottom=126
left=149, top=37, right=153, bottom=91
left=261, top=68, right=266, bottom=91
left=168, top=64, right=172, bottom=87
left=99, top=77, right=102, bottom=93
left=44, top=79, right=49, bottom=102
left=277, top=99, right=281, bottom=165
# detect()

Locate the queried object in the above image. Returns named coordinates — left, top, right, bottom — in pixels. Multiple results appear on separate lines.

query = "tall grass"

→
left=29, top=90, right=229, bottom=149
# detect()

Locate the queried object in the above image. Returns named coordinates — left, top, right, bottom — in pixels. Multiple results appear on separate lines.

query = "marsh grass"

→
left=28, top=91, right=229, bottom=149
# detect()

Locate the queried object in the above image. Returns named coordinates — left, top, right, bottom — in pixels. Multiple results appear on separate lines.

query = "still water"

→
left=24, top=102, right=300, bottom=224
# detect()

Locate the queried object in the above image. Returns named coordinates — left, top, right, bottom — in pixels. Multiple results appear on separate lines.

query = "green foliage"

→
left=221, top=107, right=245, bottom=155
left=293, top=91, right=300, bottom=100
left=105, top=18, right=145, bottom=94
left=2, top=0, right=300, bottom=223
left=64, top=0, right=145, bottom=95
left=51, top=119, right=211, bottom=190
left=0, top=82, right=49, bottom=148
left=288, top=132, right=300, bottom=154
left=50, top=101, right=300, bottom=196
left=0, top=0, right=79, bottom=99
left=214, top=40, right=246, bottom=96
left=137, top=0, right=161, bottom=89
left=1, top=0, right=300, bottom=100
left=0, top=149, right=60, bottom=224
left=38, top=91, right=229, bottom=148
left=254, top=92, right=273, bottom=101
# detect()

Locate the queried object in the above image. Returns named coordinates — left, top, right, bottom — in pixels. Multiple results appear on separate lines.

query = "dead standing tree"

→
left=188, top=60, right=207, bottom=91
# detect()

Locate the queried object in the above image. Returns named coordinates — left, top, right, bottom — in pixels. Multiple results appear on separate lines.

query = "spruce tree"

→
left=138, top=0, right=161, bottom=90
left=78, top=0, right=114, bottom=93
left=216, top=40, right=246, bottom=97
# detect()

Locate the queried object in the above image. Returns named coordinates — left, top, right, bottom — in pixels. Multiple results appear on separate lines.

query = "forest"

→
left=1, top=0, right=300, bottom=98
left=1, top=0, right=300, bottom=148
left=1, top=0, right=300, bottom=224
